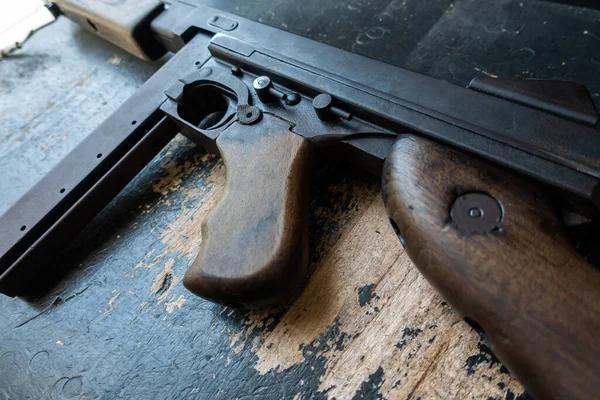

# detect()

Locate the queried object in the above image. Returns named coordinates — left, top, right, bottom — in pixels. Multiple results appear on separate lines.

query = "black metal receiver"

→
left=1, top=1, right=600, bottom=397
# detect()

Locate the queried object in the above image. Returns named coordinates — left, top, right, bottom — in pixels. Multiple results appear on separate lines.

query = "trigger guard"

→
left=161, top=66, right=259, bottom=141
left=178, top=67, right=252, bottom=107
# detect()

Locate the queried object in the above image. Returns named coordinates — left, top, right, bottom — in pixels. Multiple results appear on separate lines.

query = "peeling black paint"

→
left=465, top=340, right=503, bottom=376
left=395, top=327, right=425, bottom=353
left=352, top=366, right=385, bottom=400
left=506, top=389, right=533, bottom=400
left=358, top=284, right=376, bottom=307
left=395, top=340, right=407, bottom=350
left=402, top=327, right=423, bottom=339
left=301, top=318, right=350, bottom=357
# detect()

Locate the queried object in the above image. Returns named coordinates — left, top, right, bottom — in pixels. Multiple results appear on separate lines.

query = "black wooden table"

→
left=1, top=1, right=598, bottom=399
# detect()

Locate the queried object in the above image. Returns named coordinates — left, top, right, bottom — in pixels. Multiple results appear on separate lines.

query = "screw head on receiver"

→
left=253, top=76, right=271, bottom=91
left=253, top=76, right=287, bottom=103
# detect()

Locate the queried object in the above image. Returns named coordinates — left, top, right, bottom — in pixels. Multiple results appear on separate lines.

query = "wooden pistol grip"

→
left=382, top=135, right=600, bottom=400
left=183, top=115, right=313, bottom=308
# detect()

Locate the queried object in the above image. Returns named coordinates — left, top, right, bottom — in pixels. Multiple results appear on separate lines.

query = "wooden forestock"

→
left=382, top=135, right=600, bottom=400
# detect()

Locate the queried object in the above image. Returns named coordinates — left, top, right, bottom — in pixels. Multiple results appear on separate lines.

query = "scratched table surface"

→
left=1, top=1, right=599, bottom=399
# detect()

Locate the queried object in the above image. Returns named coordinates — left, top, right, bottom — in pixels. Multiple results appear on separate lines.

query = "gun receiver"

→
left=1, top=1, right=599, bottom=398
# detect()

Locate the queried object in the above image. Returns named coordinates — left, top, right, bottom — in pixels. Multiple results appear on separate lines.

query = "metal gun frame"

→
left=1, top=1, right=599, bottom=295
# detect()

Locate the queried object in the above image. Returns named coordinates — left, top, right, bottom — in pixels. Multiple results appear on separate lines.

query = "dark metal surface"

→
left=1, top=1, right=599, bottom=398
left=0, top=117, right=179, bottom=296
left=313, top=94, right=354, bottom=121
left=469, top=76, right=599, bottom=126
left=203, top=25, right=600, bottom=176
left=545, top=0, right=600, bottom=9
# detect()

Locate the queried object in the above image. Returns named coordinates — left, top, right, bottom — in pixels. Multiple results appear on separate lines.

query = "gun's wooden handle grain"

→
left=183, top=115, right=313, bottom=307
left=382, top=135, right=600, bottom=400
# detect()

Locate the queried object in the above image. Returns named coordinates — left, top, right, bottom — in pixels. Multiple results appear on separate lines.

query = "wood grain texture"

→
left=54, top=0, right=164, bottom=60
left=382, top=135, right=600, bottom=400
left=184, top=116, right=313, bottom=307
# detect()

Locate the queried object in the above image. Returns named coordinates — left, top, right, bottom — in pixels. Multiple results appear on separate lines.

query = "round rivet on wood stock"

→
left=451, top=192, right=503, bottom=234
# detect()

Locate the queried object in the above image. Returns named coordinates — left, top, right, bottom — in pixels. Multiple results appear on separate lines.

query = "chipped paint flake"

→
left=165, top=295, right=186, bottom=313
left=108, top=292, right=120, bottom=307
